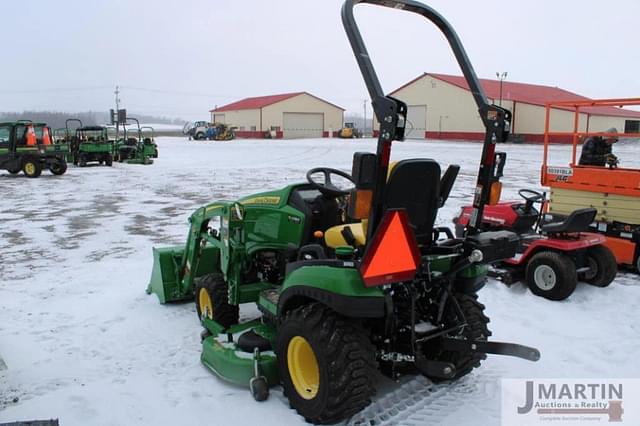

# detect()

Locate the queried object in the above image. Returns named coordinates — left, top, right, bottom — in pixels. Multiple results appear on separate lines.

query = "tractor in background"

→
left=140, top=126, right=159, bottom=158
left=454, top=152, right=617, bottom=301
left=74, top=126, right=114, bottom=167
left=183, top=120, right=235, bottom=141
left=0, top=121, right=67, bottom=177
left=337, top=122, right=362, bottom=138
left=147, top=1, right=539, bottom=423
left=65, top=119, right=114, bottom=167
left=114, top=117, right=153, bottom=165
left=205, top=123, right=235, bottom=141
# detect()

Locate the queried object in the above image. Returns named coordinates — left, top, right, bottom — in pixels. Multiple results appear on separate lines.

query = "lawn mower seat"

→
left=384, top=159, right=441, bottom=244
left=541, top=207, right=596, bottom=235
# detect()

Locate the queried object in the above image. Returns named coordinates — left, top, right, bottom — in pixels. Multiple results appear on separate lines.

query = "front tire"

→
left=276, top=303, right=376, bottom=424
left=526, top=251, right=577, bottom=300
left=23, top=159, right=42, bottom=178
left=105, top=154, right=113, bottom=167
left=194, top=273, right=239, bottom=328
left=582, top=245, right=617, bottom=287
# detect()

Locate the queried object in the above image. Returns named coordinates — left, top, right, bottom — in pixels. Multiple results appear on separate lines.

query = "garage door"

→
left=406, top=105, right=427, bottom=139
left=213, top=114, right=225, bottom=124
left=283, top=113, right=324, bottom=139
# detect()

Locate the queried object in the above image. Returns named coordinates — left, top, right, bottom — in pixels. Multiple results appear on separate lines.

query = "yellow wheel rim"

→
left=198, top=288, right=213, bottom=320
left=25, top=163, right=35, bottom=175
left=287, top=336, right=320, bottom=400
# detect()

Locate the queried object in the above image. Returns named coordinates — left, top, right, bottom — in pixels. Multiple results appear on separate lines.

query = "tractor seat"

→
left=541, top=208, right=596, bottom=234
left=324, top=159, right=451, bottom=249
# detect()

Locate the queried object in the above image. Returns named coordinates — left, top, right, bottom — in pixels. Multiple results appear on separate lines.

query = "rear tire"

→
left=7, top=167, right=20, bottom=174
left=423, top=293, right=491, bottom=382
left=22, top=159, right=42, bottom=178
left=276, top=303, right=376, bottom=424
left=49, top=160, right=67, bottom=175
left=194, top=273, right=239, bottom=328
left=582, top=245, right=617, bottom=287
left=526, top=251, right=577, bottom=300
left=105, top=154, right=113, bottom=167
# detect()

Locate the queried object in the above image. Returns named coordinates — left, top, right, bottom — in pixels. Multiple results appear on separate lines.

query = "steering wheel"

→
left=518, top=189, right=544, bottom=203
left=306, top=167, right=355, bottom=197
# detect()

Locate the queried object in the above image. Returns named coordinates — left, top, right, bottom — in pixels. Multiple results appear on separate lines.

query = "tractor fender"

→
left=278, top=264, right=385, bottom=319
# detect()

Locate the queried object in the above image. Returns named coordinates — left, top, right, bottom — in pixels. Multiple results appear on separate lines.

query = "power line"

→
left=119, top=86, right=233, bottom=98
left=0, top=86, right=112, bottom=94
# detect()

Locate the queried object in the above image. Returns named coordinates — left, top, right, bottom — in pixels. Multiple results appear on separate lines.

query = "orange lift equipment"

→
left=541, top=97, right=640, bottom=272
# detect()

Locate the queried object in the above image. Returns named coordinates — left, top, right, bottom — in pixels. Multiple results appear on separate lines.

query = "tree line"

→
left=0, top=110, right=184, bottom=130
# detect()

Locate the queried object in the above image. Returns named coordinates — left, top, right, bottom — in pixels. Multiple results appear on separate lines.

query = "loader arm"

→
left=147, top=202, right=231, bottom=303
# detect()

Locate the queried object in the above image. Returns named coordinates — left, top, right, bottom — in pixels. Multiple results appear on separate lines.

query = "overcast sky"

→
left=2, top=0, right=639, bottom=121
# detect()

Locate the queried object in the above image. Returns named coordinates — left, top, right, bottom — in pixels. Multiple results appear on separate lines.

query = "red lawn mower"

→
left=454, top=153, right=617, bottom=301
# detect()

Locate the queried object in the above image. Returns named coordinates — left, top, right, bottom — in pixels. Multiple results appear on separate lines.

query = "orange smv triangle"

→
left=360, top=209, right=421, bottom=287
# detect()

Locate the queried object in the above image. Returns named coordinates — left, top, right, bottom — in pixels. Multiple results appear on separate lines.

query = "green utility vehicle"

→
left=147, top=1, right=540, bottom=423
left=51, top=127, right=74, bottom=162
left=140, top=126, right=159, bottom=158
left=66, top=119, right=114, bottom=167
left=35, top=123, right=71, bottom=161
left=0, top=121, right=67, bottom=177
left=114, top=118, right=153, bottom=165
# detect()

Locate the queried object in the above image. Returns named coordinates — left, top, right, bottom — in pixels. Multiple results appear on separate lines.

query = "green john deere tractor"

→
left=114, top=117, right=153, bottom=165
left=140, top=126, right=159, bottom=159
left=66, top=119, right=114, bottom=167
left=147, top=1, right=539, bottom=423
left=0, top=121, right=67, bottom=177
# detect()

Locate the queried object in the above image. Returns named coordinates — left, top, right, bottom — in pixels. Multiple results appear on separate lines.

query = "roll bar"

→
left=342, top=0, right=511, bottom=238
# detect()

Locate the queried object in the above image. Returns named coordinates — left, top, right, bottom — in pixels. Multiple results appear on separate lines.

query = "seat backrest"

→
left=541, top=207, right=597, bottom=234
left=439, top=164, right=460, bottom=207
left=383, top=159, right=441, bottom=243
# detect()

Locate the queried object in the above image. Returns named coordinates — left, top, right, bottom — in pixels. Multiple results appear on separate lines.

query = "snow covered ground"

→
left=0, top=137, right=638, bottom=425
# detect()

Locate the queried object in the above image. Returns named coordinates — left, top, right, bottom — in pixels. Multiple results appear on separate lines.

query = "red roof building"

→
left=379, top=72, right=640, bottom=142
left=210, top=92, right=344, bottom=139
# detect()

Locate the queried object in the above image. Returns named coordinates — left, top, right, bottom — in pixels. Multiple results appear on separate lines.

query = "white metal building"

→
left=374, top=73, right=640, bottom=142
left=210, top=92, right=344, bottom=139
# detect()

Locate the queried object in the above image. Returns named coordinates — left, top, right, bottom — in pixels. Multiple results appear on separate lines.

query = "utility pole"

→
left=114, top=85, right=121, bottom=111
left=496, top=72, right=507, bottom=107
left=363, top=100, right=367, bottom=137
left=114, top=85, right=121, bottom=135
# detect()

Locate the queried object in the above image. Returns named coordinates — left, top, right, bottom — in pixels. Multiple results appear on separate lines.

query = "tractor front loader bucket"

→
left=147, top=244, right=222, bottom=303
left=146, top=245, right=187, bottom=303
